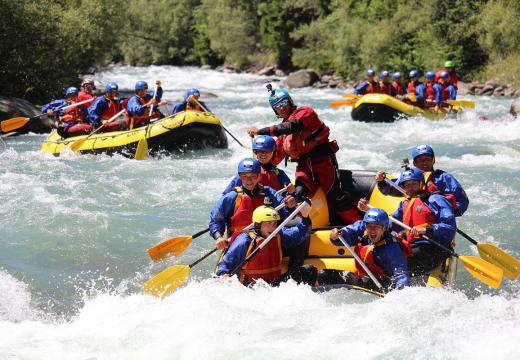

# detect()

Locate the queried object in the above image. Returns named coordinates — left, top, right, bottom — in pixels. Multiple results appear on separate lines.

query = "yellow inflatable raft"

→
left=41, top=110, right=228, bottom=157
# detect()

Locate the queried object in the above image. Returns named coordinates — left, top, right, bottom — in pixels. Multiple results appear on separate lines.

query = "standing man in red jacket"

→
left=247, top=86, right=362, bottom=225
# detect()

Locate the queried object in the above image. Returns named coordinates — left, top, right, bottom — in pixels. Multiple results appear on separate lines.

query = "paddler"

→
left=435, top=60, right=458, bottom=90
left=209, top=157, right=296, bottom=250
left=406, top=69, right=421, bottom=104
left=87, top=82, right=127, bottom=132
left=362, top=167, right=456, bottom=276
left=434, top=71, right=457, bottom=112
left=391, top=72, right=406, bottom=100
left=77, top=78, right=96, bottom=110
left=414, top=71, right=438, bottom=108
left=247, top=87, right=362, bottom=225
left=41, top=86, right=91, bottom=138
left=171, top=87, right=210, bottom=114
left=354, top=69, right=381, bottom=95
left=126, top=80, right=166, bottom=129
left=318, top=207, right=410, bottom=290
left=379, top=71, right=397, bottom=97
left=222, top=135, right=294, bottom=194
left=216, top=204, right=318, bottom=286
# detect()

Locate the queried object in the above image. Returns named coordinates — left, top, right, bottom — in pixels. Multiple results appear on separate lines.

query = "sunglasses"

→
left=273, top=99, right=289, bottom=110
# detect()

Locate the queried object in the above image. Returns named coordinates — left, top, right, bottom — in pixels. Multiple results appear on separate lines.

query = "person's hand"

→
left=102, top=119, right=108, bottom=125
left=215, top=237, right=229, bottom=250
left=299, top=201, right=311, bottom=218
left=155, top=80, right=161, bottom=87
left=410, top=225, right=429, bottom=237
left=158, top=100, right=168, bottom=106
left=375, top=171, right=386, bottom=182
left=247, top=126, right=258, bottom=137
left=47, top=109, right=55, bottom=116
left=285, top=183, right=295, bottom=194
left=284, top=195, right=296, bottom=209
left=329, top=228, right=340, bottom=240
left=357, top=198, right=369, bottom=212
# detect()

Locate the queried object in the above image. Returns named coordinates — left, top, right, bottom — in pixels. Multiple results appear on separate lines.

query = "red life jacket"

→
left=425, top=83, right=436, bottom=108
left=380, top=82, right=393, bottom=95
left=366, top=80, right=380, bottom=94
left=259, top=166, right=282, bottom=191
left=126, top=96, right=152, bottom=129
left=424, top=171, right=458, bottom=212
left=437, top=80, right=451, bottom=101
left=240, top=231, right=282, bottom=283
left=281, top=107, right=331, bottom=160
left=229, top=186, right=266, bottom=233
left=392, top=81, right=405, bottom=96
left=354, top=242, right=387, bottom=278
left=402, top=197, right=437, bottom=242
left=59, top=101, right=84, bottom=125
left=77, top=91, right=93, bottom=105
left=407, top=81, right=419, bottom=95
left=186, top=101, right=204, bottom=112
left=101, top=97, right=122, bottom=121
left=435, top=71, right=458, bottom=90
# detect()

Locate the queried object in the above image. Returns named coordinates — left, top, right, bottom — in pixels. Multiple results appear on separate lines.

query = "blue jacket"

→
left=216, top=219, right=311, bottom=276
left=87, top=96, right=125, bottom=126
left=222, top=166, right=292, bottom=195
left=434, top=83, right=457, bottom=105
left=172, top=98, right=210, bottom=114
left=334, top=220, right=409, bottom=286
left=391, top=194, right=456, bottom=247
left=41, top=100, right=85, bottom=127
left=126, top=88, right=163, bottom=117
left=354, top=81, right=371, bottom=95
left=377, top=170, right=469, bottom=216
left=209, top=185, right=289, bottom=239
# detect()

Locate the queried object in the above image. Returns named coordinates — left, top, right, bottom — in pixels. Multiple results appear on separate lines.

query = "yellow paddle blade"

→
left=342, top=93, right=358, bottom=99
left=477, top=243, right=520, bottom=280
left=142, top=265, right=190, bottom=297
left=135, top=138, right=148, bottom=160
left=447, top=99, right=475, bottom=108
left=69, top=137, right=88, bottom=153
left=147, top=236, right=193, bottom=261
left=1, top=117, right=30, bottom=132
left=329, top=99, right=357, bottom=108
left=459, top=255, right=503, bottom=289
left=408, top=93, right=417, bottom=102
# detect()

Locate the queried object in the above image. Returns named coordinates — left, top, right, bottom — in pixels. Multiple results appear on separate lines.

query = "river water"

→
left=0, top=66, right=519, bottom=359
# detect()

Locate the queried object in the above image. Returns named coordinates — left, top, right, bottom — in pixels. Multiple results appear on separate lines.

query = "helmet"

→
left=397, top=167, right=424, bottom=186
left=237, top=157, right=261, bottom=174
left=268, top=89, right=292, bottom=108
left=425, top=71, right=435, bottom=80
left=252, top=135, right=276, bottom=152
left=81, top=78, right=95, bottom=88
left=392, top=72, right=401, bottom=80
left=366, top=69, right=375, bottom=76
left=363, top=208, right=389, bottom=228
left=440, top=71, right=450, bottom=79
left=444, top=60, right=454, bottom=68
left=380, top=70, right=389, bottom=78
left=409, top=69, right=419, bottom=78
left=412, top=144, right=435, bottom=162
left=186, top=88, right=200, bottom=97
left=65, top=86, right=78, bottom=97
left=105, top=82, right=119, bottom=92
left=252, top=205, right=280, bottom=224
left=135, top=81, right=148, bottom=92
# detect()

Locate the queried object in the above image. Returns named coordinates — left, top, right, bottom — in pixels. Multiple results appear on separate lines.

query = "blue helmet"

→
left=380, top=70, right=389, bottom=78
left=268, top=89, right=292, bottom=108
left=425, top=71, right=435, bottom=80
left=409, top=69, right=419, bottom=78
left=237, top=157, right=261, bottom=174
left=65, top=86, right=78, bottom=97
left=397, top=167, right=424, bottom=186
left=366, top=69, right=375, bottom=77
left=252, top=135, right=276, bottom=152
left=440, top=71, right=450, bottom=79
left=412, top=144, right=435, bottom=162
left=363, top=208, right=390, bottom=228
left=135, top=81, right=148, bottom=92
left=105, top=82, right=119, bottom=92
left=392, top=72, right=401, bottom=80
left=186, top=87, right=200, bottom=98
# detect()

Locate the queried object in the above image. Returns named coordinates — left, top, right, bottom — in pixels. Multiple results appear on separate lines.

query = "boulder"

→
left=493, top=87, right=504, bottom=96
left=504, top=86, right=516, bottom=97
left=285, top=69, right=319, bottom=88
left=200, top=64, right=212, bottom=70
left=477, top=84, right=495, bottom=96
left=257, top=65, right=276, bottom=76
left=456, top=81, right=471, bottom=95
left=0, top=96, right=53, bottom=134
left=510, top=97, right=520, bottom=117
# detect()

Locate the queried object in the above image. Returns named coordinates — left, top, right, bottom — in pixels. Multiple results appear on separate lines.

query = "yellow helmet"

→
left=252, top=206, right=280, bottom=224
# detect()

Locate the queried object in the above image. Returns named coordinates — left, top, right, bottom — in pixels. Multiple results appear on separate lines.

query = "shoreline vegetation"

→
left=1, top=0, right=520, bottom=103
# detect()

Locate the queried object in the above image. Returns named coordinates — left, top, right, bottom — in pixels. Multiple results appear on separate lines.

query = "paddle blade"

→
left=342, top=93, right=358, bottom=99
left=477, top=243, right=520, bottom=280
left=147, top=236, right=193, bottom=261
left=135, top=138, right=148, bottom=160
left=330, top=99, right=357, bottom=108
left=1, top=117, right=30, bottom=132
left=69, top=137, right=88, bottom=153
left=142, top=265, right=190, bottom=297
left=447, top=99, right=475, bottom=108
left=459, top=255, right=503, bottom=289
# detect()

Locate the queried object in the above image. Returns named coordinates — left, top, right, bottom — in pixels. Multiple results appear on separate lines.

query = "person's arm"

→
left=276, top=168, right=292, bottom=188
left=87, top=98, right=105, bottom=126
left=280, top=217, right=311, bottom=251
left=373, top=243, right=409, bottom=289
left=126, top=96, right=146, bottom=116
left=437, top=172, right=469, bottom=216
left=209, top=192, right=237, bottom=239
left=41, top=100, right=67, bottom=116
left=216, top=234, right=250, bottom=276
left=257, top=119, right=304, bottom=137
left=415, top=84, right=425, bottom=102
left=266, top=186, right=294, bottom=219
left=428, top=195, right=456, bottom=247
left=390, top=202, right=405, bottom=233
left=375, top=173, right=402, bottom=197
left=434, top=84, right=443, bottom=105
left=448, top=85, right=457, bottom=100
left=330, top=220, right=364, bottom=246
left=222, top=176, right=241, bottom=195
left=354, top=82, right=368, bottom=95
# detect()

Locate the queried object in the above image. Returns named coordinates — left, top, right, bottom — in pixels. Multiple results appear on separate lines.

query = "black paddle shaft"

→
left=190, top=248, right=219, bottom=268
left=193, top=228, right=210, bottom=239
left=456, top=228, right=478, bottom=245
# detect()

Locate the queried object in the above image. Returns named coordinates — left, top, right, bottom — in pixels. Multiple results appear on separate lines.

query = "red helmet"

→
left=81, top=78, right=95, bottom=89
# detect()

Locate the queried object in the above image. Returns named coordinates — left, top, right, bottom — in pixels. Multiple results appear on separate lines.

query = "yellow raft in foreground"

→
left=41, top=110, right=228, bottom=157
left=351, top=93, right=462, bottom=123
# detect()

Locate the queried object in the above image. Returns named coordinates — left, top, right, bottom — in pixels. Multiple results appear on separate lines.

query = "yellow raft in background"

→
left=41, top=110, right=228, bottom=157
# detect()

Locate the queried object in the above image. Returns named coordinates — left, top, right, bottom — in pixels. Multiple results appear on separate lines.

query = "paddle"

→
left=1, top=98, right=94, bottom=133
left=447, top=99, right=475, bottom=108
left=384, top=177, right=520, bottom=279
left=229, top=201, right=309, bottom=277
left=329, top=99, right=358, bottom=108
left=134, top=83, right=160, bottom=160
left=342, top=93, right=359, bottom=99
left=192, top=97, right=250, bottom=149
left=311, top=283, right=385, bottom=298
left=147, top=185, right=290, bottom=261
left=68, top=109, right=126, bottom=153
left=142, top=247, right=219, bottom=297
left=370, top=205, right=504, bottom=289
left=336, top=235, right=383, bottom=291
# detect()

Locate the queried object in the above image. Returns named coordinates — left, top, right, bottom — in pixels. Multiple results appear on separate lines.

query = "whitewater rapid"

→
left=0, top=65, right=519, bottom=359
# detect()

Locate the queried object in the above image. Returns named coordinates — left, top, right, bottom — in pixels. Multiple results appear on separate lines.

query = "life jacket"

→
left=424, top=83, right=436, bottom=107
left=366, top=80, right=380, bottom=94
left=101, top=97, right=122, bottom=121
left=59, top=102, right=84, bottom=126
left=392, top=81, right=405, bottom=96
left=407, top=81, right=419, bottom=95
left=402, top=197, right=437, bottom=243
left=380, top=82, right=393, bottom=95
left=435, top=71, right=458, bottom=90
left=354, top=242, right=387, bottom=278
left=424, top=170, right=458, bottom=212
left=229, top=186, right=266, bottom=233
left=77, top=91, right=93, bottom=105
left=438, top=81, right=451, bottom=101
left=186, top=100, right=204, bottom=112
left=259, top=165, right=282, bottom=191
left=126, top=95, right=158, bottom=129
left=240, top=230, right=282, bottom=284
